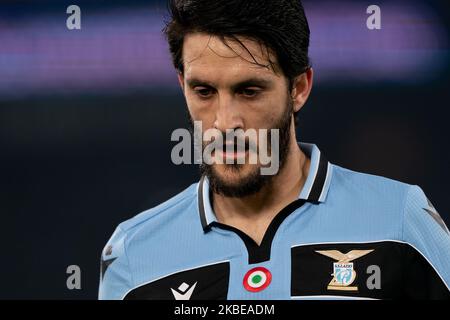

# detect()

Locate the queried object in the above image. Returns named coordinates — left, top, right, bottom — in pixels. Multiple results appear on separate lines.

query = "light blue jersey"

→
left=99, top=143, right=450, bottom=300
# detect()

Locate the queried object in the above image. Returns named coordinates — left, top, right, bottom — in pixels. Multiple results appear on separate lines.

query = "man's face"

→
left=179, top=33, right=295, bottom=197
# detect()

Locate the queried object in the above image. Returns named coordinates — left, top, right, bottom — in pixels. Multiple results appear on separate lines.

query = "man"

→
left=99, top=0, right=450, bottom=299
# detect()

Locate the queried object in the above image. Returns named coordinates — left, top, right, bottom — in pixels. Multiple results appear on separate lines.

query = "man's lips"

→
left=212, top=142, right=250, bottom=160
left=215, top=148, right=248, bottom=160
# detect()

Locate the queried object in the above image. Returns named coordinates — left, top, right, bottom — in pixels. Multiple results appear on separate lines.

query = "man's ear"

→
left=177, top=72, right=185, bottom=93
left=290, top=68, right=313, bottom=113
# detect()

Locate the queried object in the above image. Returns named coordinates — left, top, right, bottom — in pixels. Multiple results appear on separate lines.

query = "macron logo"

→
left=171, top=282, right=197, bottom=300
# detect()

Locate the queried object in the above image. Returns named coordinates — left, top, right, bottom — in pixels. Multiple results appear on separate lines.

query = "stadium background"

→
left=0, top=0, right=449, bottom=298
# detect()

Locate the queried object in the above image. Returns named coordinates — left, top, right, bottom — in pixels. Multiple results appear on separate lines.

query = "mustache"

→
left=201, top=130, right=271, bottom=153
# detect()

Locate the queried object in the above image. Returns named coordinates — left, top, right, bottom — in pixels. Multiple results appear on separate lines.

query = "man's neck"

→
left=212, top=140, right=311, bottom=245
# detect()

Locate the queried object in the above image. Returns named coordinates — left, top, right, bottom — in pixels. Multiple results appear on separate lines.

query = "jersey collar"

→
left=197, top=142, right=333, bottom=231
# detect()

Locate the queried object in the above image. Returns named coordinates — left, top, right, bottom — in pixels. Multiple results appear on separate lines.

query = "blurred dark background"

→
left=0, top=0, right=449, bottom=299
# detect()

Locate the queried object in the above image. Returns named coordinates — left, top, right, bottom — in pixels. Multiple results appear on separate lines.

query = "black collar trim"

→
left=196, top=145, right=331, bottom=264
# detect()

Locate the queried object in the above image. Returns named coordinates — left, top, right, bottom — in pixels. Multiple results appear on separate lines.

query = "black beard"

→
left=198, top=99, right=294, bottom=198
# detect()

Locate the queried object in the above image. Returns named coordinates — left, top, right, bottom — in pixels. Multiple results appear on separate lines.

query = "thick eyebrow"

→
left=186, top=77, right=273, bottom=91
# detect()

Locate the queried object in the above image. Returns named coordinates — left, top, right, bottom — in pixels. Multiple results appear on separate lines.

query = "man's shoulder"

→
left=328, top=164, right=417, bottom=225
left=330, top=163, right=412, bottom=199
left=326, top=164, right=438, bottom=240
left=116, top=182, right=199, bottom=236
left=99, top=182, right=202, bottom=299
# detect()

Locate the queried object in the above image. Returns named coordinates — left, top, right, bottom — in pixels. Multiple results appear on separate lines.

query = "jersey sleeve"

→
left=98, top=226, right=133, bottom=300
left=402, top=185, right=450, bottom=299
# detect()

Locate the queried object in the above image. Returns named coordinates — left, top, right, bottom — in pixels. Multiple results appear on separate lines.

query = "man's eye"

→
left=195, top=88, right=212, bottom=97
left=240, top=89, right=260, bottom=97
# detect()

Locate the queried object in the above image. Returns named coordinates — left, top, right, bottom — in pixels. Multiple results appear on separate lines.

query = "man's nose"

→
left=213, top=93, right=244, bottom=132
